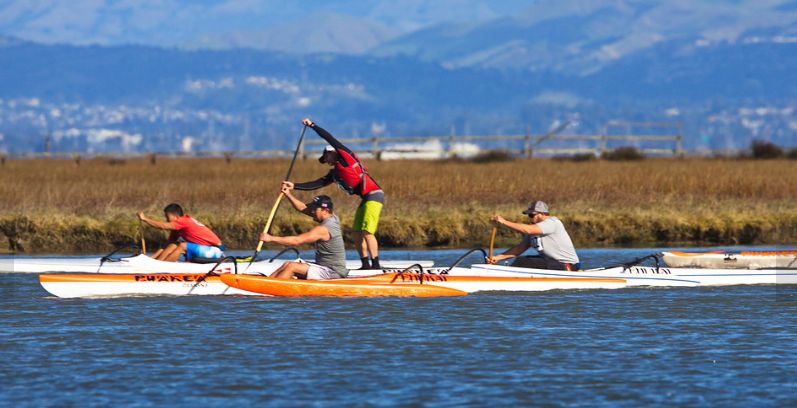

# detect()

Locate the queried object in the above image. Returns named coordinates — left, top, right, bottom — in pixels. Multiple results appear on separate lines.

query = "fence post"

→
left=149, top=153, right=157, bottom=165
left=524, top=125, right=532, bottom=158
left=371, top=136, right=379, bottom=160
left=600, top=124, right=609, bottom=156
left=675, top=124, right=684, bottom=157
left=43, top=135, right=51, bottom=158
left=448, top=125, right=456, bottom=158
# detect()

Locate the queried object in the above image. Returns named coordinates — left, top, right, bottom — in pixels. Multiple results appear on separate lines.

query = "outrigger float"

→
left=661, top=250, right=797, bottom=270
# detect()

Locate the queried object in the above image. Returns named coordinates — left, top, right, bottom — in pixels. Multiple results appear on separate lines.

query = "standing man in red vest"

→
left=282, top=118, right=384, bottom=269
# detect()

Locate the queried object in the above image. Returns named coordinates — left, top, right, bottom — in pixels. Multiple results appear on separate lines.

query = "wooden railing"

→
left=1, top=121, right=683, bottom=162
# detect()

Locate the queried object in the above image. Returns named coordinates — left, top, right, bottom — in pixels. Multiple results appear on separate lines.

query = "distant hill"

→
left=373, top=0, right=797, bottom=73
left=0, top=29, right=796, bottom=154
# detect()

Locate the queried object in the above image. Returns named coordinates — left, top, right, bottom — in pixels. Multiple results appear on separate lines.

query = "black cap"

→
left=306, top=195, right=333, bottom=210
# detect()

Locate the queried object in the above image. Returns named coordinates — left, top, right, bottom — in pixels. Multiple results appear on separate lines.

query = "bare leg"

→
left=270, top=261, right=310, bottom=279
left=161, top=242, right=186, bottom=262
left=269, top=262, right=289, bottom=278
left=154, top=243, right=177, bottom=261
left=168, top=242, right=188, bottom=262
left=358, top=231, right=368, bottom=258
left=364, top=232, right=379, bottom=259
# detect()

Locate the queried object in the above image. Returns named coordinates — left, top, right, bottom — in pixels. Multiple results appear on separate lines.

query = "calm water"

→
left=2, top=247, right=797, bottom=407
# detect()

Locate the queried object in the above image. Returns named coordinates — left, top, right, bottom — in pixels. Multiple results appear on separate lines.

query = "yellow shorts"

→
left=353, top=200, right=383, bottom=234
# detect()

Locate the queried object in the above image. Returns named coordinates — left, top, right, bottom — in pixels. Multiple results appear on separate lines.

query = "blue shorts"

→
left=185, top=242, right=224, bottom=260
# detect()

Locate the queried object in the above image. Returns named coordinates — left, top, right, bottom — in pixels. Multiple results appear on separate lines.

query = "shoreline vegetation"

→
left=2, top=157, right=796, bottom=254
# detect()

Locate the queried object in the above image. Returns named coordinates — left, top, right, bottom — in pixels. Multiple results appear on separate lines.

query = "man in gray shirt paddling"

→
left=259, top=185, right=348, bottom=280
left=488, top=200, right=581, bottom=271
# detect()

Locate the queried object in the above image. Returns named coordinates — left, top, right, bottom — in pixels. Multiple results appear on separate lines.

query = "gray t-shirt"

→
left=315, top=214, right=348, bottom=277
left=522, top=216, right=580, bottom=264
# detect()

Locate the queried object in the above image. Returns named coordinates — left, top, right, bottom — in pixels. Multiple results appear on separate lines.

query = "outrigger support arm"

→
left=443, top=248, right=488, bottom=274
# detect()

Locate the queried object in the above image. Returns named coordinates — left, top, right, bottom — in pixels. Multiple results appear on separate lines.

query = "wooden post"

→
left=224, top=152, right=233, bottom=164
left=371, top=136, right=379, bottom=160
left=43, top=135, right=51, bottom=157
left=600, top=124, right=609, bottom=156
left=1, top=154, right=5, bottom=166
left=448, top=125, right=456, bottom=158
left=72, top=154, right=81, bottom=166
left=149, top=153, right=157, bottom=165
left=524, top=125, right=532, bottom=158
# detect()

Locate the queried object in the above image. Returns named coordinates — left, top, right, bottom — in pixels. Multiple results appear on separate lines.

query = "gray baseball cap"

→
left=522, top=200, right=549, bottom=215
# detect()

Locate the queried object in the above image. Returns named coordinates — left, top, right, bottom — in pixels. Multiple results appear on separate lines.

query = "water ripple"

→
left=2, top=250, right=797, bottom=406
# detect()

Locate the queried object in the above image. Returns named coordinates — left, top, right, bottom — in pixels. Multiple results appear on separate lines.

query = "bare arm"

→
left=280, top=182, right=311, bottom=216
left=260, top=225, right=330, bottom=247
left=492, top=215, right=543, bottom=236
left=137, top=212, right=178, bottom=230
left=488, top=241, right=531, bottom=263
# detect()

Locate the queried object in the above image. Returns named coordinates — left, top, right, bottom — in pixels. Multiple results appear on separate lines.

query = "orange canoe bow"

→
left=219, top=274, right=468, bottom=297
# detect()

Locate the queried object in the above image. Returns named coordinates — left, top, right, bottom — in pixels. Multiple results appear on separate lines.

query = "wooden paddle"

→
left=139, top=219, right=147, bottom=255
left=250, top=125, right=308, bottom=264
left=489, top=226, right=497, bottom=260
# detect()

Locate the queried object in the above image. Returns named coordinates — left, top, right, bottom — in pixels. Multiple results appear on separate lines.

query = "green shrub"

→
left=553, top=153, right=596, bottom=162
left=751, top=140, right=783, bottom=159
left=470, top=150, right=515, bottom=163
left=602, top=146, right=645, bottom=161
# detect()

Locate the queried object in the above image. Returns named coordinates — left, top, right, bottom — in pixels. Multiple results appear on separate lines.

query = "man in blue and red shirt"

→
left=282, top=118, right=384, bottom=269
left=137, top=203, right=224, bottom=262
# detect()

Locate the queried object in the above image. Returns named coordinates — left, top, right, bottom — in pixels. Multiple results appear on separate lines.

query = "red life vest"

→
left=333, top=149, right=380, bottom=196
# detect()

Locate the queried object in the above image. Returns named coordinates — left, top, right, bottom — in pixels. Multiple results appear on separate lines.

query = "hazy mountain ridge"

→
left=1, top=36, right=796, bottom=155
left=373, top=0, right=797, bottom=73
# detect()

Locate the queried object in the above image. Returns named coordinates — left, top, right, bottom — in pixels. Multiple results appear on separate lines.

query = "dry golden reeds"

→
left=0, top=157, right=795, bottom=252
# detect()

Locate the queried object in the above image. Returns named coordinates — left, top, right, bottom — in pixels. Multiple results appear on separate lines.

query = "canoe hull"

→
left=220, top=274, right=468, bottom=297
left=353, top=272, right=627, bottom=292
left=464, top=264, right=797, bottom=287
left=39, top=273, right=259, bottom=298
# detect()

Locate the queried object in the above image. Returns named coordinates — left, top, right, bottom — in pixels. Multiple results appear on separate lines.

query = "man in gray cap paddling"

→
left=488, top=200, right=581, bottom=270
left=259, top=185, right=348, bottom=280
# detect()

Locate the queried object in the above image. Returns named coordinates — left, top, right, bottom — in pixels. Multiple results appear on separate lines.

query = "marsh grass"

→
left=1, top=157, right=795, bottom=252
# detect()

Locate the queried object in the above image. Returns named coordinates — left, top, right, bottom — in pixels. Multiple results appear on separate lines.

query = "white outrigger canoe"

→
left=662, top=251, right=797, bottom=269
left=37, top=261, right=797, bottom=299
left=38, top=269, right=627, bottom=298
left=459, top=263, right=797, bottom=287
left=3, top=253, right=434, bottom=275
left=34, top=248, right=797, bottom=298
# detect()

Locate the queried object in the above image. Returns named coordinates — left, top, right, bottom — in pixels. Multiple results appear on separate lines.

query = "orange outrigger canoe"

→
left=219, top=274, right=468, bottom=297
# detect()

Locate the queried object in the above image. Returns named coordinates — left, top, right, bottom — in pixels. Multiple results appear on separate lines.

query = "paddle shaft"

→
left=255, top=193, right=284, bottom=252
left=489, top=227, right=497, bottom=259
left=254, top=125, right=308, bottom=253
left=139, top=220, right=147, bottom=254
